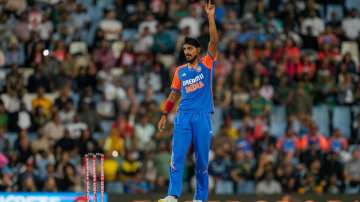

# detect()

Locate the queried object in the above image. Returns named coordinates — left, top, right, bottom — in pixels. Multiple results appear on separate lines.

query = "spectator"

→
left=276, top=128, right=301, bottom=154
left=120, top=150, right=142, bottom=184
left=16, top=103, right=31, bottom=131
left=152, top=24, right=175, bottom=54
left=110, top=115, right=134, bottom=149
left=287, top=86, right=313, bottom=117
left=27, top=65, right=51, bottom=93
left=96, top=93, right=116, bottom=119
left=15, top=132, right=33, bottom=164
left=31, top=87, right=52, bottom=116
left=342, top=8, right=360, bottom=40
left=54, top=129, right=76, bottom=152
left=60, top=163, right=77, bottom=191
left=43, top=176, right=58, bottom=192
left=5, top=39, right=25, bottom=67
left=78, top=102, right=101, bottom=132
left=32, top=106, right=49, bottom=131
left=220, top=116, right=239, bottom=141
left=230, top=150, right=255, bottom=194
left=134, top=114, right=155, bottom=151
left=178, top=6, right=201, bottom=38
left=300, top=122, right=329, bottom=153
left=255, top=171, right=282, bottom=194
left=276, top=159, right=298, bottom=193
left=134, top=26, right=154, bottom=53
left=76, top=128, right=100, bottom=156
left=53, top=87, right=73, bottom=111
left=247, top=90, right=271, bottom=117
left=138, top=13, right=158, bottom=35
left=329, top=129, right=348, bottom=153
left=66, top=115, right=88, bottom=139
left=344, top=148, right=360, bottom=193
left=93, top=39, right=116, bottom=69
left=124, top=172, right=151, bottom=194
left=32, top=128, right=50, bottom=153
left=42, top=113, right=65, bottom=142
left=301, top=10, right=324, bottom=37
left=318, top=26, right=339, bottom=46
left=59, top=101, right=75, bottom=124
left=209, top=147, right=233, bottom=194
left=99, top=9, right=122, bottom=41
left=154, top=142, right=171, bottom=188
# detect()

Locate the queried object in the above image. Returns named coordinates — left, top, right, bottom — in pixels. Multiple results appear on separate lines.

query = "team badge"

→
left=195, top=65, right=201, bottom=72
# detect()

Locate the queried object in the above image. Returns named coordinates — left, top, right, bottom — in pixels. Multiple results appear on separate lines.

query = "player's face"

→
left=183, top=44, right=200, bottom=63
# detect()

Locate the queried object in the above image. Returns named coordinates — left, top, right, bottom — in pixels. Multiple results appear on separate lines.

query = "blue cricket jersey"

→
left=171, top=52, right=216, bottom=113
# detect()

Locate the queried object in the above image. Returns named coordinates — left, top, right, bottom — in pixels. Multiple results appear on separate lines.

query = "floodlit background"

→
left=0, top=0, right=360, bottom=201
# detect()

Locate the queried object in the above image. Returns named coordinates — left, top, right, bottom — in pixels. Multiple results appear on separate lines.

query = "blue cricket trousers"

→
left=168, top=111, right=212, bottom=201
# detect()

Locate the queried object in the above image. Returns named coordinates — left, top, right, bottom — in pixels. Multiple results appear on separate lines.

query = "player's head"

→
left=183, top=37, right=201, bottom=63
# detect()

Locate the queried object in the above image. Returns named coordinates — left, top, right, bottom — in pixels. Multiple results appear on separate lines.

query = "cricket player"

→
left=157, top=1, right=218, bottom=202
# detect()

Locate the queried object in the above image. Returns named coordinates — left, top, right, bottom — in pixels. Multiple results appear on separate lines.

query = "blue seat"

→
left=6, top=132, right=17, bottom=150
left=312, top=105, right=330, bottom=136
left=332, top=106, right=351, bottom=138
left=100, top=120, right=114, bottom=135
left=270, top=106, right=287, bottom=137
left=122, top=29, right=138, bottom=41
left=28, top=132, right=37, bottom=141
left=346, top=0, right=360, bottom=11
left=325, top=4, right=344, bottom=21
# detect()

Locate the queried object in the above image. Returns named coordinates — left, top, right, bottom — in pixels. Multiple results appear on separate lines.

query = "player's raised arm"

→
left=205, top=0, right=218, bottom=58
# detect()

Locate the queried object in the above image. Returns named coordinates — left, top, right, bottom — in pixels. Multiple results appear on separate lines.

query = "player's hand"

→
left=205, top=1, right=215, bottom=17
left=158, top=114, right=167, bottom=131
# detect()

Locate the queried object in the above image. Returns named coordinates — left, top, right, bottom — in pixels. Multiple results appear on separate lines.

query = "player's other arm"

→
left=205, top=0, right=218, bottom=58
left=158, top=69, right=181, bottom=131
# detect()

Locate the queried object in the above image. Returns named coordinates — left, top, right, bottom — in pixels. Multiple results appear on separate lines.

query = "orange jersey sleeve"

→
left=171, top=67, right=181, bottom=90
left=202, top=52, right=217, bottom=70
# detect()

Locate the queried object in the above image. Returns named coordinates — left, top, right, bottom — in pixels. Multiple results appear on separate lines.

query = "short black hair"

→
left=183, top=37, right=200, bottom=48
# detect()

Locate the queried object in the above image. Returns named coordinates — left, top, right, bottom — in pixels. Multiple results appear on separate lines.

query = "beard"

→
left=185, top=55, right=197, bottom=63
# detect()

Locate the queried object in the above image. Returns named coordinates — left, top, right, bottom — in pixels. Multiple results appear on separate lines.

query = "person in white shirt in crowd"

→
left=178, top=6, right=202, bottom=38
left=96, top=93, right=115, bottom=120
left=99, top=9, right=122, bottom=41
left=66, top=115, right=88, bottom=139
left=42, top=112, right=65, bottom=142
left=17, top=103, right=31, bottom=131
left=342, top=8, right=360, bottom=40
left=134, top=26, right=154, bottom=53
left=138, top=13, right=158, bottom=35
left=255, top=171, right=282, bottom=194
left=59, top=101, right=76, bottom=125
left=135, top=113, right=155, bottom=151
left=301, top=10, right=324, bottom=37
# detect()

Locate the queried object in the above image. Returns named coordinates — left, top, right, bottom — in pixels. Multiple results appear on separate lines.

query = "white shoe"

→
left=158, top=196, right=178, bottom=202
left=193, top=200, right=203, bottom=202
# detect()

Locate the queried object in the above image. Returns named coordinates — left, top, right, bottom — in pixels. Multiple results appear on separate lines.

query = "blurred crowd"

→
left=0, top=0, right=360, bottom=196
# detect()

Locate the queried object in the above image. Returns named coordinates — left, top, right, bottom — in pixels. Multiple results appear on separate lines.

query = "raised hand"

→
left=205, top=1, right=215, bottom=17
